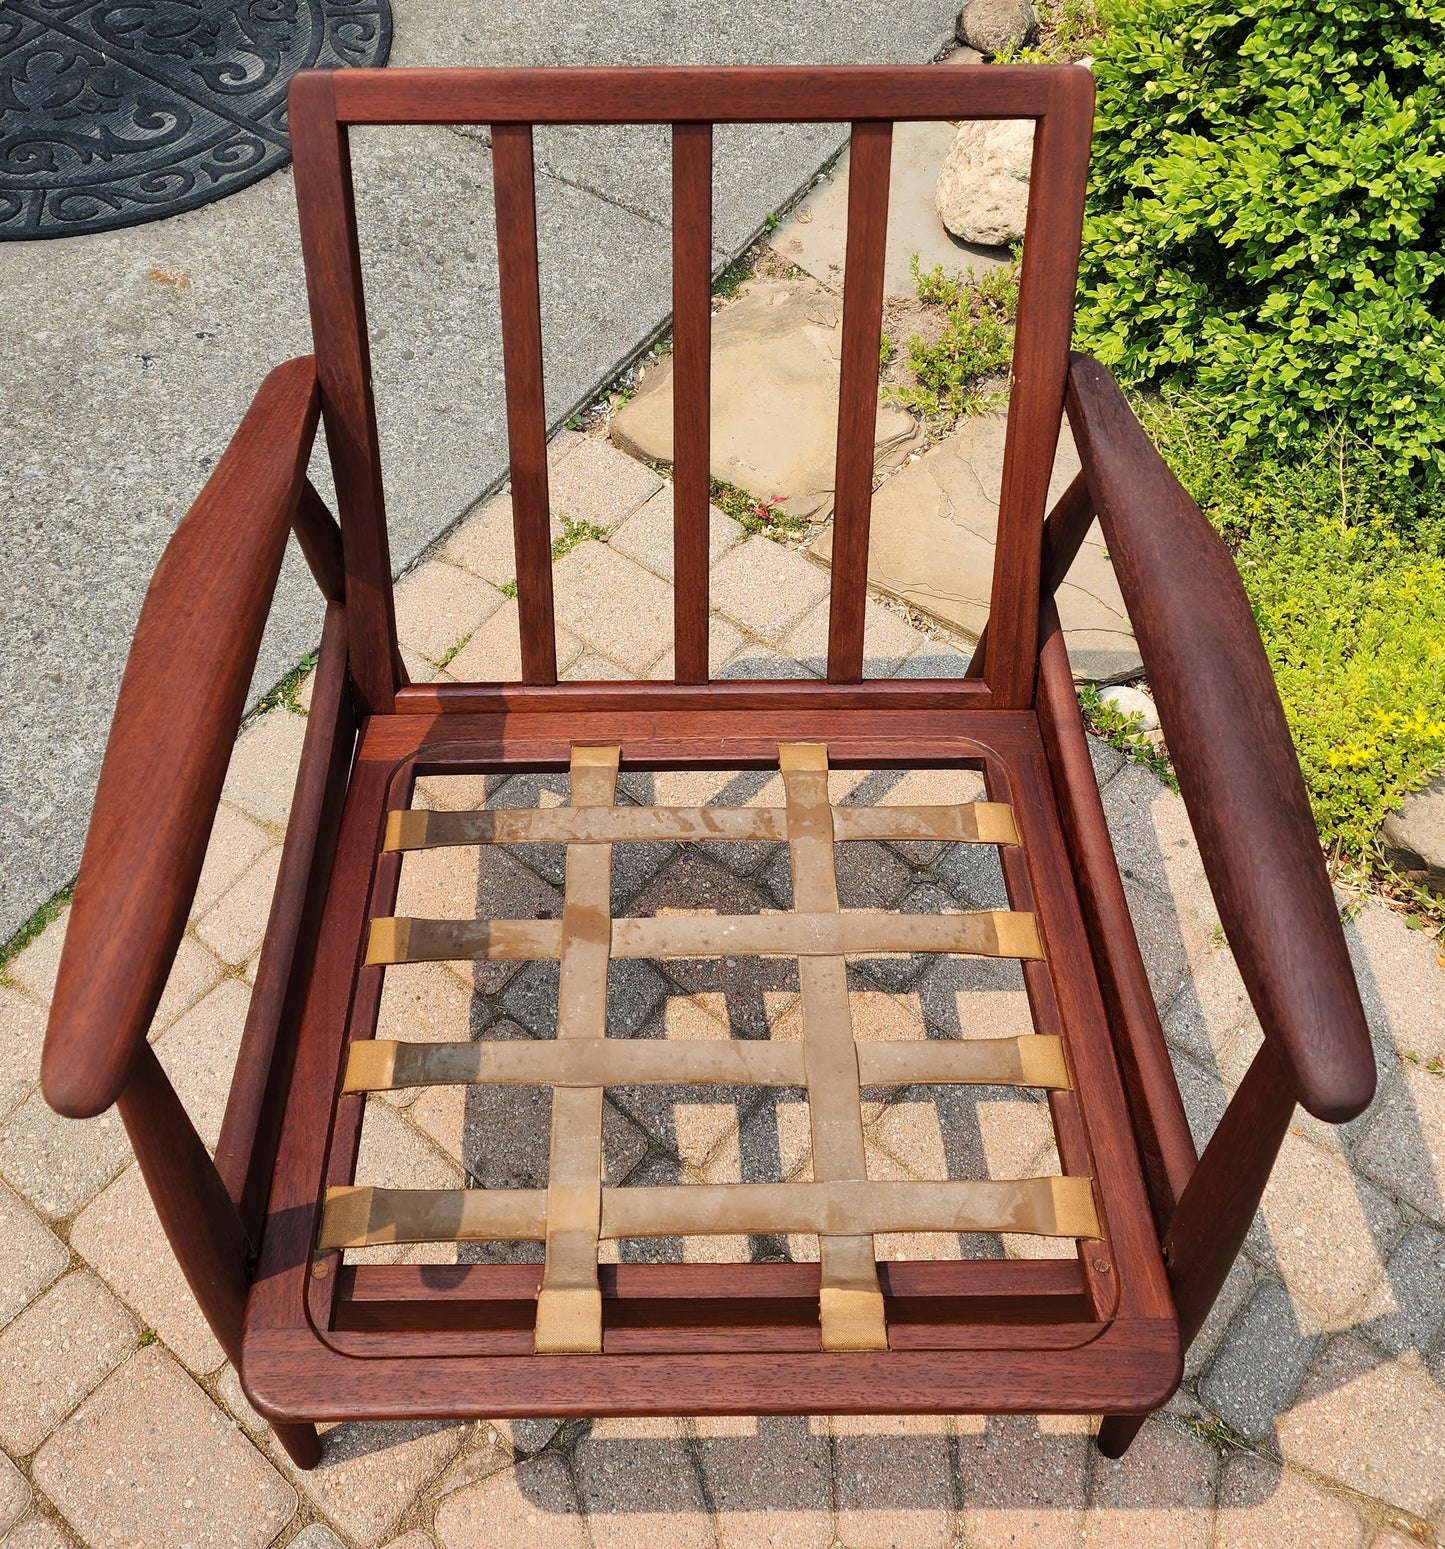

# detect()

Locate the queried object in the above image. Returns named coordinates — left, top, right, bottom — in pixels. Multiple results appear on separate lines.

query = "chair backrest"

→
left=286, top=66, right=1094, bottom=716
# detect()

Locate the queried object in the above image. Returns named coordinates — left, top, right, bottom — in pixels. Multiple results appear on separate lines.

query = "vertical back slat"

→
left=983, top=71, right=1094, bottom=707
left=492, top=122, right=558, bottom=685
left=826, top=120, right=893, bottom=683
left=671, top=122, right=713, bottom=684
left=288, top=71, right=400, bottom=715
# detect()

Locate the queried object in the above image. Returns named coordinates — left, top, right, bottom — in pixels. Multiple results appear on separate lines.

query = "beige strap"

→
left=319, top=1176, right=1100, bottom=1249
left=384, top=802, right=1020, bottom=852
left=341, top=1033, right=1071, bottom=1094
left=780, top=743, right=887, bottom=1351
left=367, top=909, right=1043, bottom=967
left=534, top=745, right=619, bottom=1353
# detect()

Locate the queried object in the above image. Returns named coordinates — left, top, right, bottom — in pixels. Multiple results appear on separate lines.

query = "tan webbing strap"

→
left=384, top=802, right=1021, bottom=852
left=318, top=1176, right=1101, bottom=1249
left=534, top=745, right=619, bottom=1353
left=781, top=742, right=887, bottom=1351
left=367, top=909, right=1042, bottom=966
left=341, top=1033, right=1071, bottom=1094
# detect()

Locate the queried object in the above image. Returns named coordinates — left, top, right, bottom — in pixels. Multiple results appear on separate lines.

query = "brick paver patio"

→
left=2, top=430, right=1442, bottom=1547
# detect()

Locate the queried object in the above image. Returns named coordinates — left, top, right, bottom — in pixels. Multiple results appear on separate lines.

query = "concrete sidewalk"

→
left=0, top=0, right=959, bottom=940
left=1, top=427, right=1442, bottom=1548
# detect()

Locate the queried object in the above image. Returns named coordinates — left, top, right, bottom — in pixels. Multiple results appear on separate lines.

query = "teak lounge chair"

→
left=41, top=64, right=1375, bottom=1469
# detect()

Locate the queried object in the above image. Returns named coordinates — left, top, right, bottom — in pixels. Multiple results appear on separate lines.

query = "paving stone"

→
left=769, top=119, right=1004, bottom=296
left=1354, top=1063, right=1445, bottom=1226
left=152, top=977, right=251, bottom=1150
left=551, top=542, right=675, bottom=672
left=611, top=278, right=921, bottom=522
left=5, top=907, right=69, bottom=1005
left=694, top=1414, right=833, bottom=1549
left=0, top=1448, right=30, bottom=1533
left=221, top=709, right=309, bottom=828
left=811, top=414, right=1139, bottom=683
left=355, top=1099, right=466, bottom=1194
left=560, top=651, right=635, bottom=681
left=607, top=485, right=745, bottom=581
left=152, top=934, right=228, bottom=1037
left=192, top=802, right=274, bottom=919
left=2, top=1517, right=76, bottom=1549
left=1085, top=1417, right=1217, bottom=1549
left=434, top=1454, right=587, bottom=1549
left=1102, top=762, right=1219, bottom=963
left=718, top=643, right=817, bottom=679
left=395, top=560, right=507, bottom=666
left=708, top=536, right=833, bottom=644
left=443, top=489, right=565, bottom=587
left=1118, top=878, right=1194, bottom=1010
left=1275, top=1335, right=1445, bottom=1515
left=383, top=1534, right=439, bottom=1549
left=1251, top=1132, right=1398, bottom=1331
left=547, top=434, right=665, bottom=528
left=1185, top=1251, right=1255, bottom=1381
left=1379, top=770, right=1445, bottom=895
left=1199, top=1279, right=1318, bottom=1442
left=646, top=618, right=750, bottom=683
left=1355, top=1222, right=1445, bottom=1356
left=572, top=1420, right=714, bottom=1549
left=957, top=1414, right=1090, bottom=1548
left=1215, top=1453, right=1365, bottom=1548
left=289, top=1527, right=347, bottom=1549
left=830, top=1413, right=956, bottom=1547
left=1162, top=944, right=1255, bottom=1071
left=0, top=1271, right=137, bottom=1454
left=1344, top=897, right=1445, bottom=1063
left=270, top=1420, right=467, bottom=1548
left=438, top=600, right=579, bottom=685
left=33, top=1345, right=295, bottom=1547
left=1087, top=731, right=1127, bottom=785
left=70, top=1162, right=226, bottom=1374
left=934, top=837, right=1010, bottom=909
left=778, top=594, right=928, bottom=679
left=0, top=986, right=46, bottom=1119
left=0, top=1083, right=130, bottom=1219
left=195, top=845, right=282, bottom=965
left=892, top=639, right=974, bottom=677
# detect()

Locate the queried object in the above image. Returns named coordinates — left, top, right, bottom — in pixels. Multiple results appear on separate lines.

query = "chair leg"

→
left=273, top=1420, right=323, bottom=1470
left=1096, top=1412, right=1148, bottom=1457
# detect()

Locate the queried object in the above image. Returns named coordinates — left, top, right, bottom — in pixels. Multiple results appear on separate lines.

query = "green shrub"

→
left=1077, top=0, right=1445, bottom=473
left=891, top=254, right=1020, bottom=421
left=1142, top=397, right=1445, bottom=856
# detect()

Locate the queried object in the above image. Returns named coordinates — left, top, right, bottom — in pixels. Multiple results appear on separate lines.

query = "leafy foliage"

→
left=891, top=254, right=1020, bottom=421
left=1079, top=683, right=1179, bottom=790
left=1143, top=396, right=1445, bottom=856
left=1077, top=0, right=1445, bottom=472
left=709, top=477, right=808, bottom=542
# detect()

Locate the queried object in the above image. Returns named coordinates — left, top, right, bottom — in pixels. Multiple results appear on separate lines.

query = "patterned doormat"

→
left=0, top=1, right=391, bottom=240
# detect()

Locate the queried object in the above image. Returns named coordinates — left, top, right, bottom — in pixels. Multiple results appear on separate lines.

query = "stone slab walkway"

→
left=0, top=0, right=963, bottom=941
left=2, top=426, right=1442, bottom=1548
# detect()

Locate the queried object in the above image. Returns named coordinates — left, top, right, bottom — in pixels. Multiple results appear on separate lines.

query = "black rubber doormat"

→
left=0, top=1, right=392, bottom=239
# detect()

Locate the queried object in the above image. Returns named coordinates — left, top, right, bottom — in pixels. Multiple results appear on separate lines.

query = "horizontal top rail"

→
left=314, top=65, right=1083, bottom=125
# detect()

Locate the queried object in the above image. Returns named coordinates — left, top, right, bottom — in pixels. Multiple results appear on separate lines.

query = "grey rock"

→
left=935, top=118, right=1034, bottom=246
left=810, top=411, right=1142, bottom=682
left=1380, top=771, right=1445, bottom=895
left=1099, top=683, right=1159, bottom=732
left=956, top=0, right=1039, bottom=56
left=609, top=278, right=922, bottom=520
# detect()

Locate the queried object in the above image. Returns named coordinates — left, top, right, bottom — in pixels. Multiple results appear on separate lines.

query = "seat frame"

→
left=42, top=64, right=1375, bottom=1472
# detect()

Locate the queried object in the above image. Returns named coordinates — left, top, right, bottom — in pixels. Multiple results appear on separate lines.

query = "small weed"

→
left=1209, top=922, right=1228, bottom=949
left=434, top=638, right=465, bottom=670
left=763, top=210, right=781, bottom=233
left=254, top=651, right=319, bottom=718
left=551, top=511, right=609, bottom=561
left=889, top=254, right=1020, bottom=422
left=1174, top=1412, right=1251, bottom=1455
left=566, top=415, right=584, bottom=431
left=0, top=885, right=73, bottom=984
left=879, top=331, right=893, bottom=371
left=995, top=0, right=1106, bottom=62
left=137, top=1327, right=158, bottom=1347
left=711, top=253, right=753, bottom=303
left=499, top=579, right=519, bottom=599
left=709, top=477, right=808, bottom=543
left=1080, top=683, right=1179, bottom=792
left=1401, top=1051, right=1445, bottom=1077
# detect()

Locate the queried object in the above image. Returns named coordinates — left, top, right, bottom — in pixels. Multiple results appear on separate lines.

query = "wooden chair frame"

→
left=42, top=65, right=1374, bottom=1472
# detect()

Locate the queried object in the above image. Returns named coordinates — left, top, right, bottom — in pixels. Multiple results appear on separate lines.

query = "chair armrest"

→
left=43, top=357, right=321, bottom=1119
left=1064, top=354, right=1374, bottom=1123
